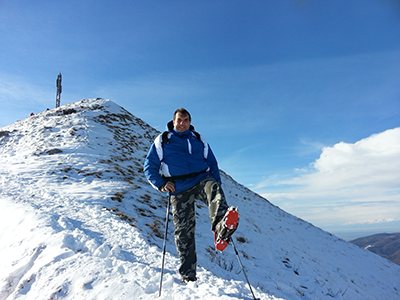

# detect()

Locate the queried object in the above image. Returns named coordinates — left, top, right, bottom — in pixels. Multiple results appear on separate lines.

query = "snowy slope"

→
left=0, top=98, right=399, bottom=300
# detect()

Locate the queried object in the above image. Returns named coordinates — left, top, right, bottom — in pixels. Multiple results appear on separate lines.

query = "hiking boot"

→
left=214, top=206, right=239, bottom=251
left=182, top=276, right=197, bottom=284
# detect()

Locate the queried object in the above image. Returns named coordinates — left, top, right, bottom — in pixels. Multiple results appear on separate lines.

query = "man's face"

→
left=173, top=112, right=191, bottom=132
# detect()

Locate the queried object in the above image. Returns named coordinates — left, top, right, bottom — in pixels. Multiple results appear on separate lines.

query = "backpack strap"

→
left=192, top=130, right=201, bottom=142
left=161, top=131, right=170, bottom=146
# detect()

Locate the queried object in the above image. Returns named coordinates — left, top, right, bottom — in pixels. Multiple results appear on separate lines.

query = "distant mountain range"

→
left=350, top=233, right=400, bottom=266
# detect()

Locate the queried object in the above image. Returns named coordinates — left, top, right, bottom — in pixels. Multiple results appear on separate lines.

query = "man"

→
left=144, top=108, right=239, bottom=283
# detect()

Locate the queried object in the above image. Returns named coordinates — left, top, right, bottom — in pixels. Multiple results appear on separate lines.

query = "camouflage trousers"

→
left=170, top=175, right=229, bottom=279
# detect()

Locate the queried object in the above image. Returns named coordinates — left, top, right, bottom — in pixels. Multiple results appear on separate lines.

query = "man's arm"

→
left=144, top=143, right=166, bottom=191
left=206, top=146, right=221, bottom=184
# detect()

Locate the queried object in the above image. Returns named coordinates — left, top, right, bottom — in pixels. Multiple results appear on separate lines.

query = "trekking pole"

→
left=159, top=194, right=171, bottom=297
left=231, top=239, right=260, bottom=300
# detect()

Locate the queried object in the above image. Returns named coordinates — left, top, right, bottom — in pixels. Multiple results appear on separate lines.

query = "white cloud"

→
left=260, top=128, right=400, bottom=231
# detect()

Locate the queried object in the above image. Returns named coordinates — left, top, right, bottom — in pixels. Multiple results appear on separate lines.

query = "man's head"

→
left=173, top=108, right=191, bottom=132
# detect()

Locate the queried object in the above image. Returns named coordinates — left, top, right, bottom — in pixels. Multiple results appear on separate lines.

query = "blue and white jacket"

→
left=144, top=121, right=221, bottom=194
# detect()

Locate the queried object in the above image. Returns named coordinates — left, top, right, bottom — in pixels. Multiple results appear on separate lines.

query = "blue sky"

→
left=1, top=0, right=400, bottom=239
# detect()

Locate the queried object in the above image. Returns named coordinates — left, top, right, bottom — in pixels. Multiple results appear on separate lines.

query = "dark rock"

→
left=46, top=149, right=63, bottom=155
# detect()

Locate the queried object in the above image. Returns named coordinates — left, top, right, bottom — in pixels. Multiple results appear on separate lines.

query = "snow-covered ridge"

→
left=0, top=98, right=399, bottom=300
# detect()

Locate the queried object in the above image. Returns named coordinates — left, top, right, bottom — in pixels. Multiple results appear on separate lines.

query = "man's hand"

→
left=162, top=181, right=175, bottom=194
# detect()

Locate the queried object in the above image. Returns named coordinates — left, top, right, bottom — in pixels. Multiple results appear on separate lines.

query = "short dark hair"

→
left=173, top=108, right=191, bottom=121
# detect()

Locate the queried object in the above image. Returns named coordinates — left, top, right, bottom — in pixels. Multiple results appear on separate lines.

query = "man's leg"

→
left=196, top=176, right=229, bottom=232
left=196, top=176, right=239, bottom=251
left=170, top=190, right=197, bottom=279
